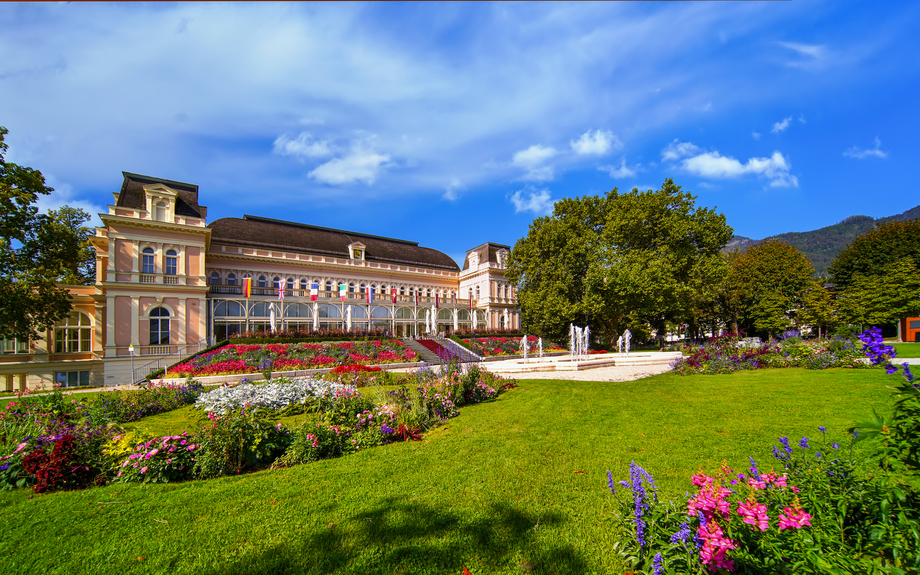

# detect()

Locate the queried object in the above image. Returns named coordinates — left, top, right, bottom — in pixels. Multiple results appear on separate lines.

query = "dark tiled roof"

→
left=116, top=172, right=202, bottom=218
left=209, top=215, right=460, bottom=272
left=461, top=242, right=511, bottom=271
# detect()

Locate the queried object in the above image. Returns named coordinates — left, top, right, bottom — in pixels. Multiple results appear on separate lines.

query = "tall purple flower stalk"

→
left=622, top=461, right=657, bottom=549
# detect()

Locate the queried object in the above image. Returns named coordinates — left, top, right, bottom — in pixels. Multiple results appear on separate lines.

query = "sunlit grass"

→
left=0, top=368, right=894, bottom=575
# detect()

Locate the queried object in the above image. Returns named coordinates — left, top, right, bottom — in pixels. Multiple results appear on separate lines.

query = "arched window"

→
left=142, top=247, right=155, bottom=274
left=249, top=302, right=272, bottom=317
left=155, top=201, right=167, bottom=222
left=165, top=249, right=178, bottom=275
left=300, top=279, right=308, bottom=290
left=349, top=282, right=356, bottom=293
left=272, top=277, right=281, bottom=290
left=370, top=306, right=389, bottom=319
left=395, top=307, right=413, bottom=319
left=317, top=304, right=341, bottom=318
left=209, top=272, right=220, bottom=285
left=475, top=285, right=481, bottom=299
left=400, top=286, right=406, bottom=296
left=326, top=280, right=333, bottom=293
left=286, top=278, right=294, bottom=290
left=258, top=275, right=268, bottom=288
left=214, top=301, right=244, bottom=317
left=227, top=273, right=237, bottom=287
left=284, top=303, right=312, bottom=318
left=426, top=289, right=431, bottom=297
left=149, top=307, right=170, bottom=345
left=54, top=312, right=91, bottom=353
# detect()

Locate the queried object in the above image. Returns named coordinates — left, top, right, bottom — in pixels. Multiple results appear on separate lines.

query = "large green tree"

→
left=829, top=219, right=920, bottom=329
left=507, top=179, right=733, bottom=345
left=828, top=219, right=920, bottom=290
left=729, top=240, right=815, bottom=338
left=0, top=126, right=94, bottom=342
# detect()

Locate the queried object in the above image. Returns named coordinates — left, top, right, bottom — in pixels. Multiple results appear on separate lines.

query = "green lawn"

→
left=892, top=342, right=920, bottom=358
left=0, top=368, right=895, bottom=575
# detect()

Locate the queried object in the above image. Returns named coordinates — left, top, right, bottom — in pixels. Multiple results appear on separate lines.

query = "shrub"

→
left=274, top=422, right=353, bottom=467
left=193, top=408, right=292, bottom=478
left=114, top=432, right=199, bottom=484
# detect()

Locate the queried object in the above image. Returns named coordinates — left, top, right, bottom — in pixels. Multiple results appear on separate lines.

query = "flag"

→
left=414, top=290, right=418, bottom=306
left=278, top=279, right=284, bottom=300
left=391, top=287, right=397, bottom=304
left=339, top=283, right=347, bottom=301
left=310, top=282, right=318, bottom=301
left=435, top=294, right=439, bottom=308
left=243, top=277, right=252, bottom=298
left=366, top=287, right=373, bottom=304
left=470, top=295, right=474, bottom=310
left=452, top=292, right=456, bottom=306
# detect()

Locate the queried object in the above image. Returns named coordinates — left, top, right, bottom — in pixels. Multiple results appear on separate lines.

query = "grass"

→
left=892, top=342, right=920, bottom=358
left=0, top=368, right=895, bottom=575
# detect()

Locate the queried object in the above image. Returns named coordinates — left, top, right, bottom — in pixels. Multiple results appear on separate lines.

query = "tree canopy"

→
left=0, top=126, right=95, bottom=342
left=727, top=240, right=815, bottom=338
left=829, top=219, right=920, bottom=326
left=507, top=179, right=733, bottom=344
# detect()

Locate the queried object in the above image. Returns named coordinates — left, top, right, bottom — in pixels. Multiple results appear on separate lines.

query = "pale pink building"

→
left=1, top=172, right=520, bottom=390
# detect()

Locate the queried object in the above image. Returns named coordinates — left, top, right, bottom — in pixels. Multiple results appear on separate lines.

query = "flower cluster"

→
left=172, top=339, right=416, bottom=377
left=194, top=376, right=354, bottom=415
left=459, top=336, right=563, bottom=357
left=115, top=432, right=199, bottom=484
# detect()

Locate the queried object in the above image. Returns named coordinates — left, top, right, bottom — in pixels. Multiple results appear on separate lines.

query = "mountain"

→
left=726, top=205, right=920, bottom=276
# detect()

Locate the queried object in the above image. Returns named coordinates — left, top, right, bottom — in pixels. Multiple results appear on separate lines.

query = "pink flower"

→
left=187, top=444, right=197, bottom=451
left=140, top=466, right=148, bottom=474
left=736, top=501, right=770, bottom=531
left=778, top=506, right=812, bottom=530
left=747, top=477, right=767, bottom=490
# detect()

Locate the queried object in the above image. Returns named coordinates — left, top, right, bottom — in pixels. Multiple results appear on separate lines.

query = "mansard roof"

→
left=116, top=172, right=203, bottom=218
left=461, top=242, right=511, bottom=271
left=208, top=215, right=460, bottom=272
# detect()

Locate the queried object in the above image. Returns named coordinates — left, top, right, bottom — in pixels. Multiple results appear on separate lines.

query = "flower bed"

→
left=171, top=339, right=416, bottom=377
left=457, top=335, right=564, bottom=357
left=194, top=377, right=353, bottom=415
left=673, top=332, right=868, bottom=375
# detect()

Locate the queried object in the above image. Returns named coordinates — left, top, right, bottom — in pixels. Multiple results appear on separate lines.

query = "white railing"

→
left=139, top=274, right=157, bottom=284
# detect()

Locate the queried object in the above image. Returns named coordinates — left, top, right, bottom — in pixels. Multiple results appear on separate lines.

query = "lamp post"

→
left=129, top=344, right=135, bottom=386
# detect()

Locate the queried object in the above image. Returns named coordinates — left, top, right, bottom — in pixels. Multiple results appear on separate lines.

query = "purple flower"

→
left=652, top=552, right=663, bottom=575
left=748, top=455, right=761, bottom=479
left=818, top=426, right=826, bottom=435
left=607, top=470, right=616, bottom=495
left=625, top=461, right=657, bottom=548
left=799, top=437, right=810, bottom=449
left=778, top=436, right=793, bottom=454
left=670, top=521, right=691, bottom=544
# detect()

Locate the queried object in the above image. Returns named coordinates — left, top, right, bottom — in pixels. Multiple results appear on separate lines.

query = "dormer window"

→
left=348, top=242, right=366, bottom=261
left=467, top=251, right=479, bottom=268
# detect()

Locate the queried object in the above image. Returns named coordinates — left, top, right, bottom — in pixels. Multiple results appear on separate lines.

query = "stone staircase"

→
left=400, top=339, right=441, bottom=364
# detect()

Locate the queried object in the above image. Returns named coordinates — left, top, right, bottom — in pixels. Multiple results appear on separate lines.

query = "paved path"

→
left=495, top=362, right=675, bottom=382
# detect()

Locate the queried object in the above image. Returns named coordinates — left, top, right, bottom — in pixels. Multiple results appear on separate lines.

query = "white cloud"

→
left=843, top=137, right=888, bottom=159
left=37, top=176, right=106, bottom=227
left=680, top=150, right=798, bottom=187
left=273, top=132, right=333, bottom=160
left=442, top=177, right=463, bottom=201
left=777, top=41, right=825, bottom=60
left=661, top=139, right=702, bottom=161
left=752, top=132, right=761, bottom=140
left=570, top=129, right=621, bottom=156
left=600, top=158, right=638, bottom=179
left=309, top=143, right=391, bottom=185
left=512, top=144, right=557, bottom=181
left=771, top=117, right=792, bottom=133
left=798, top=114, right=806, bottom=124
left=509, top=185, right=554, bottom=215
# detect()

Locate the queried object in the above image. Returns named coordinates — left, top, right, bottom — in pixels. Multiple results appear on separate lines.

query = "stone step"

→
left=400, top=339, right=441, bottom=364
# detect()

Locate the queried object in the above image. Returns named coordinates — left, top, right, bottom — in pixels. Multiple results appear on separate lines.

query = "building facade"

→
left=1, top=173, right=520, bottom=391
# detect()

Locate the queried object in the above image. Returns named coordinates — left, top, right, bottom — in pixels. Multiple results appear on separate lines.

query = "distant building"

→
left=1, top=172, right=519, bottom=391
left=900, top=317, right=920, bottom=342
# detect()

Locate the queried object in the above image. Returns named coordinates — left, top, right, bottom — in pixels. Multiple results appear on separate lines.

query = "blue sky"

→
left=2, top=2, right=918, bottom=267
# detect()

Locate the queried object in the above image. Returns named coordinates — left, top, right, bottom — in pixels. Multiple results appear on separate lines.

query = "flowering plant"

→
left=114, top=432, right=199, bottom=484
left=608, top=424, right=919, bottom=573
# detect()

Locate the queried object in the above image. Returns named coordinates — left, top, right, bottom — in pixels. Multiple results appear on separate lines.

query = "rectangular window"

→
left=911, top=320, right=920, bottom=329
left=1, top=338, right=28, bottom=353
left=55, top=371, right=90, bottom=388
left=165, top=257, right=177, bottom=275
left=142, top=254, right=155, bottom=274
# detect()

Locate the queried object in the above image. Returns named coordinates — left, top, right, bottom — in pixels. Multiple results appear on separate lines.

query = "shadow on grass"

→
left=202, top=498, right=588, bottom=575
